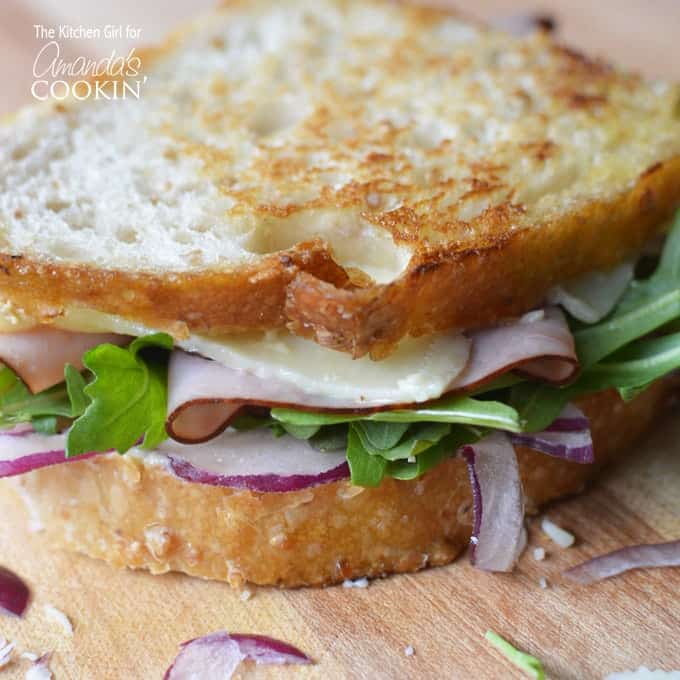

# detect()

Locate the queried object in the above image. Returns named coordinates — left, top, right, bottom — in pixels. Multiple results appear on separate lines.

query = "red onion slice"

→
left=456, top=307, right=578, bottom=389
left=564, top=540, right=680, bottom=584
left=509, top=404, right=594, bottom=463
left=544, top=404, right=591, bottom=432
left=164, top=632, right=311, bottom=680
left=461, top=432, right=526, bottom=571
left=0, top=566, right=30, bottom=618
left=0, top=328, right=128, bottom=393
left=159, top=428, right=349, bottom=493
left=0, top=431, right=99, bottom=478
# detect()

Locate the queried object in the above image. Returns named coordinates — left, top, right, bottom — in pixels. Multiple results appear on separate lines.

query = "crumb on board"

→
left=532, top=547, right=546, bottom=561
left=44, top=604, right=74, bottom=636
left=538, top=577, right=549, bottom=589
left=540, top=517, right=575, bottom=548
left=342, top=577, right=369, bottom=589
left=239, top=588, right=253, bottom=602
left=404, top=646, right=416, bottom=657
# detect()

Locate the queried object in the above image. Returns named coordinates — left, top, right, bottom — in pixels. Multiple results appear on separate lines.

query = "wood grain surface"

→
left=1, top=1, right=679, bottom=679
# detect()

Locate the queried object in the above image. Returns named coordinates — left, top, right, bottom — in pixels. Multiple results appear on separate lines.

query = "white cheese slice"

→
left=180, top=330, right=470, bottom=404
left=0, top=304, right=471, bottom=405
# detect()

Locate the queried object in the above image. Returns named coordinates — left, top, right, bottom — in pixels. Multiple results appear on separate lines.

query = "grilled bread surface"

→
left=9, top=382, right=674, bottom=586
left=0, top=0, right=679, bottom=354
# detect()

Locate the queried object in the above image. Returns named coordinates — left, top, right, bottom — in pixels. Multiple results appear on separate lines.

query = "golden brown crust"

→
left=10, top=382, right=673, bottom=587
left=288, top=158, right=680, bottom=355
left=1, top=0, right=679, bottom=356
left=1, top=157, right=678, bottom=356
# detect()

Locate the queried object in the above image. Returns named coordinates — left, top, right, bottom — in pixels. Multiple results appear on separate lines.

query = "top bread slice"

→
left=0, top=0, right=679, bottom=356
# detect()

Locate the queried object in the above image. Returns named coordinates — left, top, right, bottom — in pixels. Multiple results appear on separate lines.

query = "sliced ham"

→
left=457, top=307, right=577, bottom=388
left=167, top=307, right=578, bottom=443
left=0, top=327, right=129, bottom=393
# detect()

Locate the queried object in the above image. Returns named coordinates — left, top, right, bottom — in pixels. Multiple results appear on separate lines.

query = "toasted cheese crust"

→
left=8, top=382, right=674, bottom=587
left=0, top=0, right=679, bottom=354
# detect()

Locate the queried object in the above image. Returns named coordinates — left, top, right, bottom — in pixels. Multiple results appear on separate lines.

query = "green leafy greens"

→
left=66, top=333, right=173, bottom=457
left=1, top=211, right=679, bottom=487
left=0, top=363, right=87, bottom=433
left=512, top=210, right=680, bottom=432
left=272, top=394, right=522, bottom=431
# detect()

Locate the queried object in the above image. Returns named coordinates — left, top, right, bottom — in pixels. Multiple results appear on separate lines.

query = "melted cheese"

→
left=0, top=304, right=471, bottom=404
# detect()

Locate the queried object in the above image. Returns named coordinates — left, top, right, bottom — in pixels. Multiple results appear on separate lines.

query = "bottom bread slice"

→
left=8, top=383, right=674, bottom=587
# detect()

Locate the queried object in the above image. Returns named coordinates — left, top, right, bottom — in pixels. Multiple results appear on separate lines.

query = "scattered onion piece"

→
left=25, top=653, right=52, bottom=680
left=461, top=432, right=526, bottom=571
left=0, top=566, right=30, bottom=618
left=0, top=638, right=14, bottom=669
left=564, top=539, right=680, bottom=584
left=163, top=632, right=311, bottom=680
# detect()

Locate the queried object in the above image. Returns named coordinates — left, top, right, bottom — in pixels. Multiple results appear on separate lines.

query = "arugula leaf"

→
left=512, top=326, right=680, bottom=429
left=272, top=395, right=522, bottom=432
left=0, top=366, right=75, bottom=428
left=372, top=395, right=522, bottom=431
left=309, top=424, right=348, bottom=452
left=31, top=415, right=59, bottom=434
left=66, top=333, right=173, bottom=457
left=574, top=211, right=680, bottom=368
left=618, top=383, right=652, bottom=402
left=386, top=427, right=480, bottom=480
left=357, top=421, right=409, bottom=450
left=509, top=382, right=573, bottom=433
left=230, top=412, right=272, bottom=431
left=512, top=211, right=680, bottom=431
left=279, top=422, right=321, bottom=439
left=268, top=422, right=287, bottom=437
left=354, top=421, right=451, bottom=461
left=577, top=331, right=680, bottom=396
left=64, top=364, right=88, bottom=417
left=0, top=367, right=17, bottom=397
left=485, top=630, right=545, bottom=680
left=346, top=426, right=387, bottom=487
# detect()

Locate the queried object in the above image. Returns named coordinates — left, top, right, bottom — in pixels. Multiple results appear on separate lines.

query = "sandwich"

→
left=0, top=0, right=679, bottom=587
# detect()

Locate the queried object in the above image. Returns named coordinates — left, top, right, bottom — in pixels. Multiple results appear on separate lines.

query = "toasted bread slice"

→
left=7, top=381, right=674, bottom=587
left=0, top=0, right=679, bottom=355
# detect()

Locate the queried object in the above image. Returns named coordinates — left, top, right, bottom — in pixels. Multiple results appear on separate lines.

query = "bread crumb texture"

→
left=1, top=0, right=678, bottom=274
left=0, top=0, right=678, bottom=354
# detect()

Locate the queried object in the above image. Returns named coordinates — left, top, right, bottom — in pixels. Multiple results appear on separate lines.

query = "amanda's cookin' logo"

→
left=31, top=24, right=147, bottom=101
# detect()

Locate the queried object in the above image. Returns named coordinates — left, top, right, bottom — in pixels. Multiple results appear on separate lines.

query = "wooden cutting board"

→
left=1, top=415, right=679, bottom=680
left=1, top=1, right=679, bottom=678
